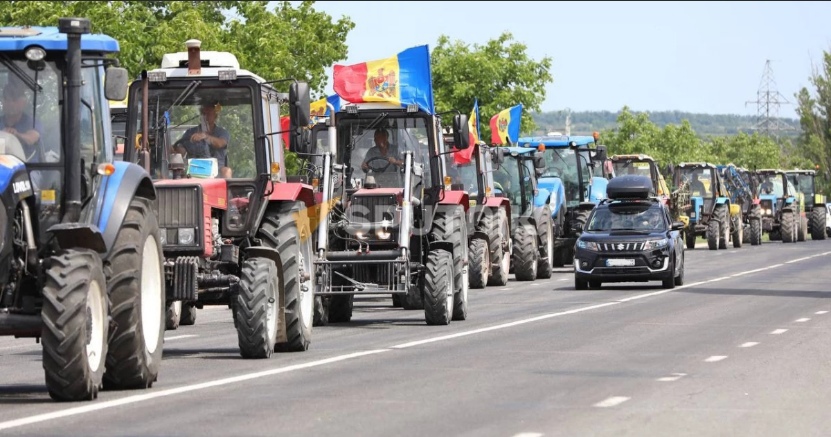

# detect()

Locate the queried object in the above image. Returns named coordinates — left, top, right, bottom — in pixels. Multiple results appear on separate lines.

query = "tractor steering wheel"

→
left=364, top=156, right=396, bottom=173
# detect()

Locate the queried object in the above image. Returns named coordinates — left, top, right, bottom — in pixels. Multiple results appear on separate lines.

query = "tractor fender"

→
left=715, top=197, right=730, bottom=206
left=268, top=182, right=315, bottom=210
left=577, top=201, right=596, bottom=212
left=784, top=196, right=795, bottom=206
left=533, top=187, right=551, bottom=208
left=440, top=190, right=469, bottom=212
left=85, top=161, right=156, bottom=257
left=484, top=197, right=511, bottom=223
left=429, top=240, right=454, bottom=257
left=537, top=176, right=565, bottom=218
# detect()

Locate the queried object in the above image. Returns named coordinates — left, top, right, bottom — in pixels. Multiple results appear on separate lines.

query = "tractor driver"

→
left=689, top=171, right=707, bottom=197
left=361, top=128, right=403, bottom=173
left=0, top=80, right=42, bottom=161
left=174, top=102, right=232, bottom=178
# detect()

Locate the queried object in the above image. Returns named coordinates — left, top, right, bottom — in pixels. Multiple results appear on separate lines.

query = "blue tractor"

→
left=755, top=169, right=803, bottom=243
left=516, top=135, right=609, bottom=267
left=0, top=19, right=165, bottom=401
left=492, top=146, right=555, bottom=280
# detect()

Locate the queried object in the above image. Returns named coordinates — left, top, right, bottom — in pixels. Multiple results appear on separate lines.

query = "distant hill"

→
left=530, top=110, right=801, bottom=139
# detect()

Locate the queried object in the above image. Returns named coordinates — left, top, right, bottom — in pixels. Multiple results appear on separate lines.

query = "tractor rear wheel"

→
left=749, top=208, right=763, bottom=246
left=103, top=197, right=165, bottom=391
left=536, top=206, right=554, bottom=279
left=798, top=213, right=807, bottom=242
left=468, top=237, right=489, bottom=289
left=423, top=249, right=454, bottom=326
left=512, top=224, right=538, bottom=281
left=432, top=205, right=469, bottom=321
left=487, top=207, right=510, bottom=286
left=811, top=206, right=827, bottom=240
left=782, top=211, right=796, bottom=243
left=42, top=249, right=108, bottom=401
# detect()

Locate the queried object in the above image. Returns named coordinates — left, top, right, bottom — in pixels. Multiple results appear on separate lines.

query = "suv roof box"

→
left=607, top=175, right=652, bottom=199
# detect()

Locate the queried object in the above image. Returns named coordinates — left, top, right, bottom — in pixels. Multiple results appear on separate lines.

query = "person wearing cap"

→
left=174, top=102, right=231, bottom=178
left=1, top=80, right=42, bottom=161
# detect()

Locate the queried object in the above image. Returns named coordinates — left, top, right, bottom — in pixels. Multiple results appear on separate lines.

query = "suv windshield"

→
left=587, top=204, right=667, bottom=232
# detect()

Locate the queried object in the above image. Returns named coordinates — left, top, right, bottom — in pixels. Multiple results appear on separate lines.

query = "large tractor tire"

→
left=512, top=224, right=539, bottom=281
left=552, top=213, right=565, bottom=267
left=685, top=227, right=696, bottom=249
left=468, top=237, right=489, bottom=289
left=432, top=205, right=469, bottom=321
left=811, top=206, right=827, bottom=240
left=328, top=295, right=354, bottom=322
left=179, top=303, right=196, bottom=326
left=313, top=296, right=329, bottom=326
left=165, top=301, right=181, bottom=331
left=258, top=202, right=314, bottom=352
left=749, top=207, right=763, bottom=246
left=717, top=206, right=729, bottom=250
left=41, top=249, right=109, bottom=402
left=732, top=214, right=743, bottom=248
left=234, top=257, right=280, bottom=358
left=423, top=249, right=454, bottom=326
left=706, top=216, right=720, bottom=250
left=536, top=206, right=554, bottom=279
left=781, top=211, right=796, bottom=243
left=487, top=208, right=511, bottom=286
left=103, top=197, right=164, bottom=391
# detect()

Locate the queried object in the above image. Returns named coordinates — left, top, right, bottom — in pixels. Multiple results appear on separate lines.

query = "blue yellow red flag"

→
left=310, top=94, right=342, bottom=119
left=333, top=45, right=435, bottom=114
left=489, top=104, right=522, bottom=145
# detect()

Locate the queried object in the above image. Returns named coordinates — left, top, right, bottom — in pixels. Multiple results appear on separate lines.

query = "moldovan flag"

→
left=453, top=99, right=480, bottom=165
left=281, top=116, right=290, bottom=150
left=490, top=104, right=523, bottom=145
left=310, top=94, right=342, bottom=119
left=333, top=45, right=435, bottom=114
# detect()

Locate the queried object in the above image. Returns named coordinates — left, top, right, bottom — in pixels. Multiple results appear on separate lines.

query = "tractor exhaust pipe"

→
left=58, top=17, right=90, bottom=223
left=186, top=39, right=201, bottom=75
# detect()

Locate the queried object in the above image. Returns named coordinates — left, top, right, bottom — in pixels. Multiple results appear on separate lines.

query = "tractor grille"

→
left=156, top=185, right=201, bottom=228
left=347, top=195, right=398, bottom=223
left=597, top=242, right=645, bottom=252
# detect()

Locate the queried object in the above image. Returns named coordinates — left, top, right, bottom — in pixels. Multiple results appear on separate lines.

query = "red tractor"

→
left=122, top=40, right=317, bottom=358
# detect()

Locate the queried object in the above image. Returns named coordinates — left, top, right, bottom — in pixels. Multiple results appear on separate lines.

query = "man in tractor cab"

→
left=689, top=171, right=708, bottom=197
left=173, top=102, right=232, bottom=178
left=0, top=79, right=43, bottom=161
left=361, top=128, right=403, bottom=172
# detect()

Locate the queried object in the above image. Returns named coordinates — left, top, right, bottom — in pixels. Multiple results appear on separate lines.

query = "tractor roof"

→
left=611, top=154, right=657, bottom=162
left=784, top=169, right=816, bottom=175
left=677, top=162, right=718, bottom=169
left=497, top=146, right=538, bottom=156
left=517, top=134, right=595, bottom=148
left=148, top=40, right=266, bottom=83
left=757, top=168, right=786, bottom=174
left=0, top=25, right=119, bottom=52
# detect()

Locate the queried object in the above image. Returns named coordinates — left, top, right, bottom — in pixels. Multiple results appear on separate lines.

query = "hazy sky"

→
left=275, top=1, right=831, bottom=118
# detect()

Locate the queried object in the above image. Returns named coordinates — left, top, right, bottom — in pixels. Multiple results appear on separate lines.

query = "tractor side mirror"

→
left=533, top=152, right=545, bottom=177
left=104, top=67, right=129, bottom=102
left=453, top=113, right=470, bottom=150
left=289, top=81, right=311, bottom=154
left=492, top=147, right=505, bottom=169
left=593, top=145, right=607, bottom=163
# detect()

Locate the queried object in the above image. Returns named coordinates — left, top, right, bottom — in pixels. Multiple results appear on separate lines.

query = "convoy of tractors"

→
left=0, top=18, right=827, bottom=403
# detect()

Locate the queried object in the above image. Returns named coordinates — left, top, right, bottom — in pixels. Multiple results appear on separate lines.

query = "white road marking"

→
left=530, top=283, right=539, bottom=286
left=739, top=342, right=759, bottom=348
left=558, top=278, right=568, bottom=281
left=594, top=396, right=630, bottom=407
left=656, top=373, right=687, bottom=382
left=816, top=311, right=828, bottom=315
left=512, top=433, right=543, bottom=437
left=500, top=287, right=510, bottom=291
left=771, top=329, right=788, bottom=335
left=2, top=252, right=829, bottom=431
left=705, top=355, right=728, bottom=362
left=795, top=318, right=811, bottom=323
left=164, top=335, right=198, bottom=341
left=785, top=256, right=811, bottom=264
left=0, top=349, right=390, bottom=432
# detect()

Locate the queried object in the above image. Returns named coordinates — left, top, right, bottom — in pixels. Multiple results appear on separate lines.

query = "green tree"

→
left=0, top=1, right=354, bottom=93
left=431, top=32, right=553, bottom=142
left=795, top=50, right=831, bottom=194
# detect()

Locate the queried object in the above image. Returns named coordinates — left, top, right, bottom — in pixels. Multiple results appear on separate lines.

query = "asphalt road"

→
left=2, top=239, right=830, bottom=437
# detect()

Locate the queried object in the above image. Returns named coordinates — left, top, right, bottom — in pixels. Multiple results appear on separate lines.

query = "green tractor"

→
left=785, top=169, right=827, bottom=240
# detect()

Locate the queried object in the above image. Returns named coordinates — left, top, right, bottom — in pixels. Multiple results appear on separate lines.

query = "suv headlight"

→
left=576, top=240, right=599, bottom=251
left=643, top=238, right=669, bottom=250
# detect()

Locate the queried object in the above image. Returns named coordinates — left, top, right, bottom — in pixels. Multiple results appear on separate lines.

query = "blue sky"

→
left=275, top=1, right=831, bottom=118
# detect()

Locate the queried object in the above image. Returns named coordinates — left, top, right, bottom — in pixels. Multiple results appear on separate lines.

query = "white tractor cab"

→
left=122, top=40, right=318, bottom=357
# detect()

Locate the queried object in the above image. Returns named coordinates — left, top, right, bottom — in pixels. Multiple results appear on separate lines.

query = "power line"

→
left=745, top=60, right=794, bottom=140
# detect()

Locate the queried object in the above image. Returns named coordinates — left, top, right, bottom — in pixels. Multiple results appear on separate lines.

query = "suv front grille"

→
left=597, top=242, right=645, bottom=252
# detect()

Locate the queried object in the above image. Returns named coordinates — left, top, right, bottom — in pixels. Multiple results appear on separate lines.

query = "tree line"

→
left=1, top=1, right=828, bottom=193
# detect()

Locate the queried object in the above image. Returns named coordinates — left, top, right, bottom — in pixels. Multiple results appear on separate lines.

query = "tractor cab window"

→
left=677, top=168, right=713, bottom=198
left=445, top=156, right=478, bottom=194
left=338, top=115, right=430, bottom=193
left=613, top=160, right=652, bottom=178
left=494, top=155, right=534, bottom=212
left=788, top=173, right=813, bottom=198
left=0, top=61, right=60, bottom=164
left=539, top=148, right=592, bottom=207
left=129, top=83, right=256, bottom=180
left=757, top=174, right=785, bottom=198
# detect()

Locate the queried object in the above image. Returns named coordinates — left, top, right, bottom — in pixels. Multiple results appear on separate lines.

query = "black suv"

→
left=574, top=175, right=686, bottom=290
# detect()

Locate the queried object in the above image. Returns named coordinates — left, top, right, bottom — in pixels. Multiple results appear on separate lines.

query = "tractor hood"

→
left=154, top=177, right=227, bottom=210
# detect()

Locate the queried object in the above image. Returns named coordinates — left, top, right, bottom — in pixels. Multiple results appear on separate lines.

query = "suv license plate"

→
left=606, top=258, right=635, bottom=267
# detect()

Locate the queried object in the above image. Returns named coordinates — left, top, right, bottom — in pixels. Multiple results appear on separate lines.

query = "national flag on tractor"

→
left=489, top=104, right=522, bottom=145
left=333, top=45, right=435, bottom=114
left=310, top=94, right=342, bottom=120
left=453, top=99, right=481, bottom=165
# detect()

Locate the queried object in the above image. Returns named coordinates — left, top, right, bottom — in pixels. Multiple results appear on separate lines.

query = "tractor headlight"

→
left=376, top=220, right=392, bottom=240
left=178, top=228, right=195, bottom=245
left=25, top=46, right=46, bottom=61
